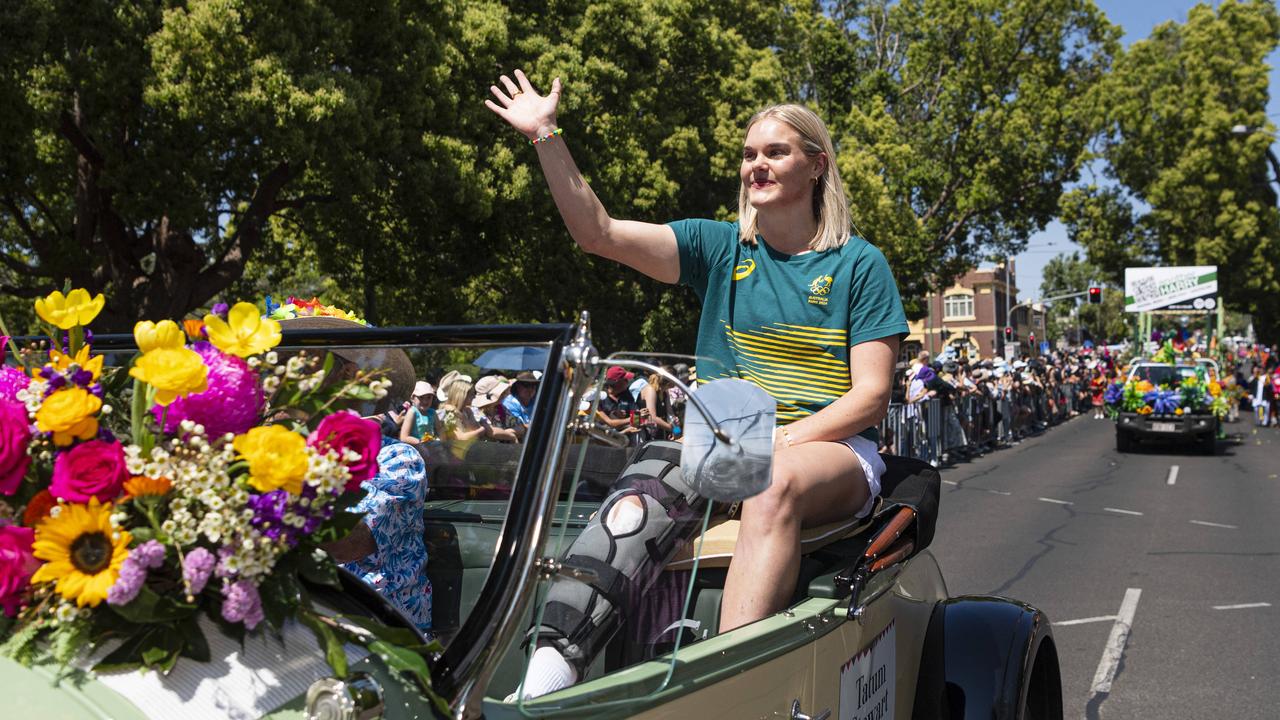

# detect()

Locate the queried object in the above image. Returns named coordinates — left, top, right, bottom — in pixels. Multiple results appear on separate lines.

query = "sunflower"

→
left=30, top=498, right=132, bottom=607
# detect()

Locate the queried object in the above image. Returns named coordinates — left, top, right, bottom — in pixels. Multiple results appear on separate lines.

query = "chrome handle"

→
left=791, top=699, right=831, bottom=720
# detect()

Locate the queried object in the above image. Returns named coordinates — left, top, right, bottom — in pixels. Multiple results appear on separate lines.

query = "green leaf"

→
left=299, top=611, right=348, bottom=678
left=296, top=546, right=341, bottom=589
left=93, top=626, right=163, bottom=673
left=368, top=640, right=450, bottom=717
left=109, top=586, right=198, bottom=624
left=177, top=617, right=211, bottom=662
left=337, top=615, right=441, bottom=653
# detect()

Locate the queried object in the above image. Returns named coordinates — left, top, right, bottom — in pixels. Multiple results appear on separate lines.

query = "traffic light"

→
left=1029, top=332, right=1036, bottom=344
left=1088, top=286, right=1102, bottom=304
left=1003, top=326, right=1013, bottom=342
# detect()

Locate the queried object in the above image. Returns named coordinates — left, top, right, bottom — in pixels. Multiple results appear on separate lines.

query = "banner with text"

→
left=1124, top=266, right=1218, bottom=313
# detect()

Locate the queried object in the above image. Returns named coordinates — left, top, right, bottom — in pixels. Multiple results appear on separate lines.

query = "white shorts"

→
left=835, top=434, right=885, bottom=519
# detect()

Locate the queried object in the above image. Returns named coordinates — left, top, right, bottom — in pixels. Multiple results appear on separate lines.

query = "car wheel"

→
left=1115, top=428, right=1133, bottom=453
left=1021, top=638, right=1063, bottom=720
left=1200, top=433, right=1216, bottom=456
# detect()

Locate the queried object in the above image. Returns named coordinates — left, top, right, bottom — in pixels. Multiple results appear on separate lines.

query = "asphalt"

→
left=929, top=411, right=1280, bottom=720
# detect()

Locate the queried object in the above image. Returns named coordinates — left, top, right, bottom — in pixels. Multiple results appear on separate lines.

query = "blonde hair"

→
left=445, top=379, right=473, bottom=412
left=737, top=104, right=853, bottom=252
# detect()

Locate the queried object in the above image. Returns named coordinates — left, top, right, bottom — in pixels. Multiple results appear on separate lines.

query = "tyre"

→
left=1200, top=433, right=1216, bottom=456
left=1115, top=427, right=1134, bottom=453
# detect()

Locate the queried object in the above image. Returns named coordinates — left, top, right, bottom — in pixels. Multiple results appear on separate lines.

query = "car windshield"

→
left=1131, top=364, right=1197, bottom=386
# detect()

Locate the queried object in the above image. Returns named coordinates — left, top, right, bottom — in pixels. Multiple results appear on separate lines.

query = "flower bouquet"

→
left=0, top=289, right=442, bottom=710
left=1103, top=367, right=1215, bottom=418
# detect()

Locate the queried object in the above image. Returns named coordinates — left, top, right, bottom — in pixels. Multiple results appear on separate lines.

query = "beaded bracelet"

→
left=780, top=427, right=795, bottom=447
left=529, top=128, right=563, bottom=146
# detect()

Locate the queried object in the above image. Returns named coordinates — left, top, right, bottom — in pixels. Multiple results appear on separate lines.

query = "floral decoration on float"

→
left=0, top=289, right=443, bottom=710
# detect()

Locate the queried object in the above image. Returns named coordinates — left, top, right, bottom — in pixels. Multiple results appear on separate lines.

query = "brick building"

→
left=902, top=264, right=1045, bottom=361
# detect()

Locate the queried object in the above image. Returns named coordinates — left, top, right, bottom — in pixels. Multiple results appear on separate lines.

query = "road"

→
left=929, top=412, right=1280, bottom=719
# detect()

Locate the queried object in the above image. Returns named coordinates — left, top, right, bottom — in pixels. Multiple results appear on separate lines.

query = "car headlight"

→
left=306, top=673, right=384, bottom=720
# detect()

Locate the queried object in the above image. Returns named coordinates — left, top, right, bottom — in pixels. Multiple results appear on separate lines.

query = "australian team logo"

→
left=733, top=259, right=756, bottom=281
left=807, top=275, right=833, bottom=305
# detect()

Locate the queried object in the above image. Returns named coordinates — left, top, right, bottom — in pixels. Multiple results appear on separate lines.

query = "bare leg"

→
left=719, top=442, right=869, bottom=633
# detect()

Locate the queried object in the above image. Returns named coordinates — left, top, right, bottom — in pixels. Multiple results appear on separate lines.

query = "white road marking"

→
left=942, top=480, right=958, bottom=486
left=1190, top=520, right=1238, bottom=529
left=1104, top=507, right=1144, bottom=516
left=1212, top=602, right=1271, bottom=611
left=1089, top=588, right=1142, bottom=696
left=986, top=489, right=1012, bottom=496
left=1166, top=465, right=1179, bottom=486
left=1038, top=497, right=1073, bottom=505
left=1054, top=615, right=1118, bottom=627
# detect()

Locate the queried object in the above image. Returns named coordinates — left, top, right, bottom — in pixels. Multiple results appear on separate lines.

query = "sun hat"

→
left=437, top=370, right=473, bottom=400
left=277, top=316, right=415, bottom=414
left=472, top=375, right=510, bottom=409
left=412, top=380, right=434, bottom=397
left=512, top=370, right=539, bottom=385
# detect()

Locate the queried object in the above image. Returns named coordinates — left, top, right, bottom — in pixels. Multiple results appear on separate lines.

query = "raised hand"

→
left=484, top=69, right=561, bottom=141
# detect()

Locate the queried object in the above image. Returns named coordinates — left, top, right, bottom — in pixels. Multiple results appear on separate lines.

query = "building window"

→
left=943, top=294, right=974, bottom=320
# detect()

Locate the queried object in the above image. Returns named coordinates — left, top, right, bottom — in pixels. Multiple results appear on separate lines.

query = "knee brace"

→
left=531, top=441, right=708, bottom=673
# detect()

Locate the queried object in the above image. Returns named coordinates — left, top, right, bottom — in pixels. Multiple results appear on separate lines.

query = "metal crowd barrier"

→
left=879, top=382, right=1079, bottom=466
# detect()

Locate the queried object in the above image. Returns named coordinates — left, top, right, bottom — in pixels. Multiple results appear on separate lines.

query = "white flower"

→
left=265, top=351, right=278, bottom=365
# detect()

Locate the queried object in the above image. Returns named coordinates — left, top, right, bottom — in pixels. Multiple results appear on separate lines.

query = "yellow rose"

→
left=129, top=347, right=210, bottom=405
left=133, top=320, right=186, bottom=353
left=233, top=425, right=307, bottom=494
left=36, top=387, right=102, bottom=446
left=204, top=303, right=281, bottom=358
left=1208, top=381, right=1222, bottom=397
left=34, top=289, right=105, bottom=330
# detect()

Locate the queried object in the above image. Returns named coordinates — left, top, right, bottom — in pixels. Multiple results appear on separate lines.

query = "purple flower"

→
left=221, top=580, right=264, bottom=630
left=71, top=368, right=94, bottom=387
left=215, top=545, right=236, bottom=579
left=133, top=540, right=165, bottom=569
left=183, top=547, right=215, bottom=595
left=107, top=558, right=149, bottom=606
left=1103, top=382, right=1124, bottom=406
left=1143, top=389, right=1182, bottom=415
left=211, top=303, right=230, bottom=318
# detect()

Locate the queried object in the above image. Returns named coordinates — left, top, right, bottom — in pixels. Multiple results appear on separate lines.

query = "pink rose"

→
left=308, top=411, right=381, bottom=491
left=0, top=524, right=37, bottom=616
left=49, top=439, right=128, bottom=503
left=0, top=399, right=32, bottom=495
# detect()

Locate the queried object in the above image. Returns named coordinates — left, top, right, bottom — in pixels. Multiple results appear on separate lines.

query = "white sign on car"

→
left=839, top=619, right=896, bottom=720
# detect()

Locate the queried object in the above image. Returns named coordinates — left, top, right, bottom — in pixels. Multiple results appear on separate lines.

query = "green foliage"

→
left=773, top=0, right=1119, bottom=314
left=2, top=0, right=1122, bottom=351
left=1039, top=251, right=1128, bottom=342
left=1064, top=0, right=1280, bottom=336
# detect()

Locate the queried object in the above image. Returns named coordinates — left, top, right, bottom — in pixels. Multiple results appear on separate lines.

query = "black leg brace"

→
left=531, top=441, right=710, bottom=674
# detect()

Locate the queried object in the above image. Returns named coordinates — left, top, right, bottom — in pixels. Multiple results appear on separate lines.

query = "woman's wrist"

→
left=530, top=123, right=559, bottom=142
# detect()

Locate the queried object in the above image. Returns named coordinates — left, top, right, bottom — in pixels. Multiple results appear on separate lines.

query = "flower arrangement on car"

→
left=1103, top=368, right=1224, bottom=419
left=0, top=289, right=441, bottom=708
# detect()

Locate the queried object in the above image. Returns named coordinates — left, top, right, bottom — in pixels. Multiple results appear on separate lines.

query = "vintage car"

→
left=3, top=313, right=1062, bottom=719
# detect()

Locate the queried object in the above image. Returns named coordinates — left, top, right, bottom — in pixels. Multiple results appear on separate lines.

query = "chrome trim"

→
left=450, top=313, right=594, bottom=719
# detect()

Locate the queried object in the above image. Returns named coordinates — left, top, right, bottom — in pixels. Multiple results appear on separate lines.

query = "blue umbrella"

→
left=473, top=345, right=550, bottom=371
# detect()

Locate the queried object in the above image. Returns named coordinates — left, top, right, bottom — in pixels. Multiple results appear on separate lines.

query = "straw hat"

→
left=277, top=316, right=415, bottom=413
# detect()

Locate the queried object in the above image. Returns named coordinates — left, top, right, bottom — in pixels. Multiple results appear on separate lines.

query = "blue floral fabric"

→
left=343, top=437, right=432, bottom=630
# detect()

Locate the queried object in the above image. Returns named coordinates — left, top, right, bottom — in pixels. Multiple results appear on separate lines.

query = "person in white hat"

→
left=399, top=380, right=440, bottom=445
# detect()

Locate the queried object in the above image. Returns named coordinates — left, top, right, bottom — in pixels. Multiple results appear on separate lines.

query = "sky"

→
left=1011, top=0, right=1280, bottom=301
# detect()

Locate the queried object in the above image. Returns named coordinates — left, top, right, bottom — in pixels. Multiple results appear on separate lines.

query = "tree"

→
left=770, top=0, right=1119, bottom=314
left=1062, top=0, right=1280, bottom=336
left=0, top=0, right=485, bottom=330
left=1039, top=251, right=1127, bottom=343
